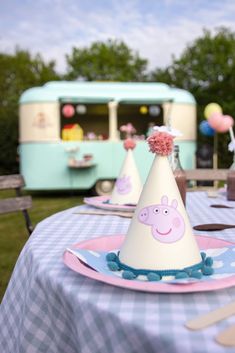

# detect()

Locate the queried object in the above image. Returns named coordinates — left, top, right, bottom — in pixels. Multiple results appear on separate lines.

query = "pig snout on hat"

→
left=138, top=207, right=151, bottom=224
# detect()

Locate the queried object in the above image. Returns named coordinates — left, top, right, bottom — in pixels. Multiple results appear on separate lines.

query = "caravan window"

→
left=117, top=103, right=163, bottom=139
left=60, top=102, right=109, bottom=141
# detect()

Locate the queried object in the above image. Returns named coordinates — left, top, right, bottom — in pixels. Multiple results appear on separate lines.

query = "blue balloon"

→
left=199, top=120, right=215, bottom=136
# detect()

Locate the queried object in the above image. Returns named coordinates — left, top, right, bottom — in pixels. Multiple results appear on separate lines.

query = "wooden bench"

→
left=185, top=169, right=228, bottom=181
left=184, top=168, right=229, bottom=191
left=0, top=174, right=33, bottom=235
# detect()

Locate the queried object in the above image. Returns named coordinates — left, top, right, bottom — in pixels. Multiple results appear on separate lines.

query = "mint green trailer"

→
left=19, top=81, right=197, bottom=195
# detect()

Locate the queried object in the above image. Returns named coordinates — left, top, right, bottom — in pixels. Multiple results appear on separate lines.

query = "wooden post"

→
left=108, top=101, right=119, bottom=141
left=213, top=133, right=218, bottom=188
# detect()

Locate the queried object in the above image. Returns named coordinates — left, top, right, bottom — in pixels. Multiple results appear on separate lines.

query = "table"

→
left=1, top=192, right=235, bottom=353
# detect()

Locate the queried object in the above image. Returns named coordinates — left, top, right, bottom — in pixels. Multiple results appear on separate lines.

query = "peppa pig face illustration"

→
left=116, top=175, right=132, bottom=194
left=138, top=195, right=185, bottom=243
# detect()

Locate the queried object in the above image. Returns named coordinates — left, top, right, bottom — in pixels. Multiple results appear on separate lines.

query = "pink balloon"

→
left=208, top=112, right=223, bottom=129
left=62, top=104, right=75, bottom=118
left=216, top=115, right=234, bottom=133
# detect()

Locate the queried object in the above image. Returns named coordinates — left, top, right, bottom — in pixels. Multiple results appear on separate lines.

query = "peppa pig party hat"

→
left=106, top=127, right=213, bottom=281
left=110, top=138, right=142, bottom=205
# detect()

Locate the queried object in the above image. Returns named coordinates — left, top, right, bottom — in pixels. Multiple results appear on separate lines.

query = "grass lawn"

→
left=0, top=190, right=85, bottom=301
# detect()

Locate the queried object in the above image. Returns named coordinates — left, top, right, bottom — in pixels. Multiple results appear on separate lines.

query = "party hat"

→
left=110, top=139, right=142, bottom=205
left=107, top=128, right=213, bottom=280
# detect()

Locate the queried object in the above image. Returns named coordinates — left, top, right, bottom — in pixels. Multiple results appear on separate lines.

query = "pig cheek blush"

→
left=138, top=208, right=150, bottom=224
left=172, top=217, right=181, bottom=228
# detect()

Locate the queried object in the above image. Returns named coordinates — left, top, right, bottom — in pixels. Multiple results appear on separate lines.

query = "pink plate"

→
left=63, top=235, right=235, bottom=293
left=83, top=196, right=136, bottom=212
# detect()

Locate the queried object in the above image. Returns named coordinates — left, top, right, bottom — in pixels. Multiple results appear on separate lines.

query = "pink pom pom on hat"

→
left=147, top=131, right=174, bottom=156
left=123, top=138, right=136, bottom=150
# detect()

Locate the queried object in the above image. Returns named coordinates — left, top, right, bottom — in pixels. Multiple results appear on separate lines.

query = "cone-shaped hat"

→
left=110, top=139, right=142, bottom=205
left=106, top=128, right=215, bottom=280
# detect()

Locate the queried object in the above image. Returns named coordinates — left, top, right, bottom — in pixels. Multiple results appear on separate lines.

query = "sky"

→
left=1, top=0, right=235, bottom=73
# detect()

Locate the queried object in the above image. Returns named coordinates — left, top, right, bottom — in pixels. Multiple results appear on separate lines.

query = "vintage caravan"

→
left=19, top=81, right=197, bottom=195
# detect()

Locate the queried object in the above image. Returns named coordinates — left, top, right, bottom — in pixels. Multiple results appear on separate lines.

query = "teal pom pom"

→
left=205, top=257, right=213, bottom=267
left=147, top=272, right=161, bottom=281
left=201, top=252, right=206, bottom=261
left=103, top=199, right=110, bottom=204
left=175, top=271, right=189, bottom=279
left=107, top=261, right=119, bottom=271
left=191, top=271, right=202, bottom=279
left=202, top=265, right=214, bottom=276
left=185, top=269, right=192, bottom=276
left=106, top=252, right=117, bottom=261
left=122, top=270, right=136, bottom=280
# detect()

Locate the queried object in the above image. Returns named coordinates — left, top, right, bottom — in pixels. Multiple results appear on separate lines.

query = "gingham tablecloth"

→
left=1, top=191, right=235, bottom=353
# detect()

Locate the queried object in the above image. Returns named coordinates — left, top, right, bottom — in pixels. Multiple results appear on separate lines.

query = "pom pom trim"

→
left=105, top=252, right=214, bottom=281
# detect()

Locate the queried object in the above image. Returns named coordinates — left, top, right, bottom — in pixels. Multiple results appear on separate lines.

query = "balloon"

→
left=199, top=120, right=215, bottom=136
left=208, top=113, right=234, bottom=133
left=62, top=104, right=75, bottom=118
left=140, top=106, right=148, bottom=114
left=208, top=112, right=223, bottom=130
left=204, top=103, right=223, bottom=119
left=76, top=104, right=87, bottom=114
left=216, top=115, right=234, bottom=133
left=149, top=105, right=160, bottom=116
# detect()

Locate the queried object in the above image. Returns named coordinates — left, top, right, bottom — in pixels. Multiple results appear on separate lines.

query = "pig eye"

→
left=154, top=208, right=159, bottom=214
left=163, top=209, right=169, bottom=215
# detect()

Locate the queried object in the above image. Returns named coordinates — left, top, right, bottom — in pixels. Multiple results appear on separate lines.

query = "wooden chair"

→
left=0, top=174, right=33, bottom=235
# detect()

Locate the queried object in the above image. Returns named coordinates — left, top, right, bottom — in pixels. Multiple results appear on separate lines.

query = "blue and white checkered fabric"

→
left=1, top=192, right=235, bottom=353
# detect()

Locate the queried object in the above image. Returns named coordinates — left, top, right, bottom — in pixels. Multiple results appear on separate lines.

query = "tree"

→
left=65, top=39, right=148, bottom=81
left=151, top=27, right=235, bottom=168
left=0, top=49, right=60, bottom=174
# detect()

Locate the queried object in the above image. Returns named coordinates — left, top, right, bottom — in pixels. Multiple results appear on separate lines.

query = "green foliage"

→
left=0, top=49, right=60, bottom=174
left=65, top=39, right=148, bottom=81
left=2, top=31, right=235, bottom=172
left=0, top=116, right=19, bottom=173
left=0, top=191, right=83, bottom=300
left=151, top=27, right=235, bottom=168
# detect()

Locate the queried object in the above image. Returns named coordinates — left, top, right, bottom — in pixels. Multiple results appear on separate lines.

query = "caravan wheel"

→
left=92, top=180, right=115, bottom=196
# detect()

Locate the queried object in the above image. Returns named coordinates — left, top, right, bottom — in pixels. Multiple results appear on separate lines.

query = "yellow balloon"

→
left=140, top=106, right=148, bottom=114
left=204, top=103, right=223, bottom=119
